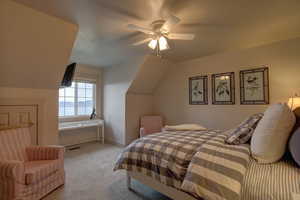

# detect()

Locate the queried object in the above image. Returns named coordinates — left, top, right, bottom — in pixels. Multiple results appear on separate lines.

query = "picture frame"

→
left=212, top=72, right=235, bottom=105
left=240, top=67, right=269, bottom=105
left=189, top=75, right=208, bottom=105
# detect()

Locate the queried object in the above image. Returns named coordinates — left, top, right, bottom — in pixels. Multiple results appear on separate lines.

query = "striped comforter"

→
left=114, top=130, right=250, bottom=200
left=181, top=133, right=250, bottom=200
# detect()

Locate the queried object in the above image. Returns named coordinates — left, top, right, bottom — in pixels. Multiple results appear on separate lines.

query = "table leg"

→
left=102, top=124, right=105, bottom=144
left=127, top=172, right=131, bottom=190
left=97, top=127, right=100, bottom=142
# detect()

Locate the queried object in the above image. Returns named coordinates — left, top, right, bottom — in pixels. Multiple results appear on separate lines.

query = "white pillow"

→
left=251, top=103, right=296, bottom=163
left=164, top=124, right=207, bottom=131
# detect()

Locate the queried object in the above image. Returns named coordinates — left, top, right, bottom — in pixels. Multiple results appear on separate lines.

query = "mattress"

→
left=241, top=158, right=300, bottom=200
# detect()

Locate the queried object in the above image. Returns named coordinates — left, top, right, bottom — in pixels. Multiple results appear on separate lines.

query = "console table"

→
left=59, top=119, right=105, bottom=144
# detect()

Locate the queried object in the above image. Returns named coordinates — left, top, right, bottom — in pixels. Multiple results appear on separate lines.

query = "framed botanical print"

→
left=240, top=67, right=269, bottom=105
left=212, top=72, right=235, bottom=105
left=189, top=76, right=208, bottom=105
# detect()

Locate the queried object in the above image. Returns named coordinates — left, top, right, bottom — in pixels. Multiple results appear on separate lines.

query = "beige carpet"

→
left=43, top=142, right=171, bottom=200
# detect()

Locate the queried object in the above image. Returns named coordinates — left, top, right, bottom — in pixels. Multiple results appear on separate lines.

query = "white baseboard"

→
left=61, top=137, right=100, bottom=147
left=105, top=139, right=125, bottom=147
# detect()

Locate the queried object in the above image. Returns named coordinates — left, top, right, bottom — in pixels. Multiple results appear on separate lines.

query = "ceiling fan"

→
left=128, top=15, right=195, bottom=56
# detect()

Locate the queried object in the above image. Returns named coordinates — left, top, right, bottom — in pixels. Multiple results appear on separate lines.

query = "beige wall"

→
left=125, top=93, right=154, bottom=144
left=59, top=64, right=103, bottom=146
left=0, top=0, right=77, bottom=89
left=125, top=56, right=173, bottom=144
left=154, top=37, right=300, bottom=131
left=104, top=55, right=173, bottom=145
left=0, top=0, right=77, bottom=145
left=103, top=57, right=146, bottom=145
left=0, top=87, right=59, bottom=145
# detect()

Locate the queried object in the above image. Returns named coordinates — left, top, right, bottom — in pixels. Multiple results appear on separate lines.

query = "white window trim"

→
left=59, top=80, right=96, bottom=119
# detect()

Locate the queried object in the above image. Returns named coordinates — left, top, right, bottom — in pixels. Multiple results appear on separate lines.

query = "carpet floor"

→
left=43, top=142, right=171, bottom=200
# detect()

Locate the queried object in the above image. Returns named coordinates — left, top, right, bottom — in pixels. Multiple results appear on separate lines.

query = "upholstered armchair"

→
left=140, top=115, right=163, bottom=137
left=0, top=127, right=65, bottom=200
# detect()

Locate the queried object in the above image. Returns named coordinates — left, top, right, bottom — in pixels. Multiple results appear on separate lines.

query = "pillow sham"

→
left=251, top=103, right=296, bottom=164
left=164, top=124, right=207, bottom=131
left=225, top=113, right=264, bottom=145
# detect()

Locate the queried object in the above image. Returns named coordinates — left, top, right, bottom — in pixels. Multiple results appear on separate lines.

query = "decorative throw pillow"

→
left=289, top=126, right=300, bottom=167
left=225, top=113, right=264, bottom=145
left=251, top=103, right=296, bottom=164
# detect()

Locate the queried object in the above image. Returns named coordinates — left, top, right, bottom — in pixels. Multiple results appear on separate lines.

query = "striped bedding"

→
left=114, top=130, right=250, bottom=200
left=181, top=133, right=250, bottom=200
left=241, top=158, right=300, bottom=200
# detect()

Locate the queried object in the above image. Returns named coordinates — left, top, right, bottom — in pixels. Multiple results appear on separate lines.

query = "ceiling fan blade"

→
left=168, top=33, right=195, bottom=40
left=132, top=38, right=152, bottom=46
left=127, top=24, right=154, bottom=35
left=160, top=15, right=180, bottom=33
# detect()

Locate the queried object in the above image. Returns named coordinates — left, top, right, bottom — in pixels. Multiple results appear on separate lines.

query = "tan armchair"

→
left=0, top=127, right=65, bottom=200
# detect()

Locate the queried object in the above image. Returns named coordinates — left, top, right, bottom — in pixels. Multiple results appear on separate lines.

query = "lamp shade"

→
left=148, top=39, right=157, bottom=50
left=158, top=36, right=169, bottom=51
left=288, top=97, right=300, bottom=110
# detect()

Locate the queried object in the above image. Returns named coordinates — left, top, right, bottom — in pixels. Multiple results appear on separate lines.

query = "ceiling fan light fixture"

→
left=148, top=39, right=157, bottom=50
left=128, top=15, right=195, bottom=57
left=158, top=36, right=169, bottom=51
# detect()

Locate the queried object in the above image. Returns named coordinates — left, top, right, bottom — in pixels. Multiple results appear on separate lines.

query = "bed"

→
left=114, top=129, right=300, bottom=200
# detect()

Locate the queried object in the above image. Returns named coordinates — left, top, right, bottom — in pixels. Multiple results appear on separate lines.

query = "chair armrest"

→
left=0, top=160, right=25, bottom=182
left=26, top=146, right=65, bottom=161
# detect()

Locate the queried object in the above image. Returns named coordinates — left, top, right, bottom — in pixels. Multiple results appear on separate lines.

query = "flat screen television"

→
left=60, top=62, right=76, bottom=88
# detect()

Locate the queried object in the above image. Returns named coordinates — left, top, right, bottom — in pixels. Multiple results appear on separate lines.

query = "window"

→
left=59, top=81, right=96, bottom=117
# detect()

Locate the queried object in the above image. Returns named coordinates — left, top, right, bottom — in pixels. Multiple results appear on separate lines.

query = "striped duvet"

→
left=181, top=133, right=250, bottom=200
left=114, top=130, right=250, bottom=200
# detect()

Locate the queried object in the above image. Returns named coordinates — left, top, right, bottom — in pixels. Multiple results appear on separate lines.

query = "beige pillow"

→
left=164, top=124, right=207, bottom=131
left=251, top=103, right=296, bottom=163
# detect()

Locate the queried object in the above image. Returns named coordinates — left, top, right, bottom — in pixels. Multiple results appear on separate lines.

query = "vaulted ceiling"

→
left=14, top=0, right=300, bottom=67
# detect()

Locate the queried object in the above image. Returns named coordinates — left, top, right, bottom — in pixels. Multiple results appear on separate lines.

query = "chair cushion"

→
left=140, top=116, right=163, bottom=135
left=25, top=160, right=60, bottom=185
left=0, top=128, right=31, bottom=161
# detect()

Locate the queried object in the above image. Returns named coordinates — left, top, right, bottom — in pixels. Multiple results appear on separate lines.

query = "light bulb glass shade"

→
left=158, top=36, right=169, bottom=51
left=288, top=97, right=300, bottom=110
left=148, top=39, right=157, bottom=50
left=220, top=76, right=229, bottom=80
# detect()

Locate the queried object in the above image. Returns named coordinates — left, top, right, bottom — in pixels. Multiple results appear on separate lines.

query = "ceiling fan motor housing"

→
left=151, top=20, right=167, bottom=34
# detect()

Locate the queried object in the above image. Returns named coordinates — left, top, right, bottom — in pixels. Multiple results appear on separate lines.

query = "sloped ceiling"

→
left=128, top=55, right=172, bottom=94
left=0, top=0, right=78, bottom=89
left=14, top=0, right=300, bottom=67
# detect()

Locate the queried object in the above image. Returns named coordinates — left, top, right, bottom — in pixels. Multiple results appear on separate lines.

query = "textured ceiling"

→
left=14, top=0, right=300, bottom=67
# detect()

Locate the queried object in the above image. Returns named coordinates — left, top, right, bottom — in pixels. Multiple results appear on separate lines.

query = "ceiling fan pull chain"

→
left=156, top=40, right=160, bottom=57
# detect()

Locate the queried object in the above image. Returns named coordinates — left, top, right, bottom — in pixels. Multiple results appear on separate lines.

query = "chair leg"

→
left=127, top=172, right=131, bottom=190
